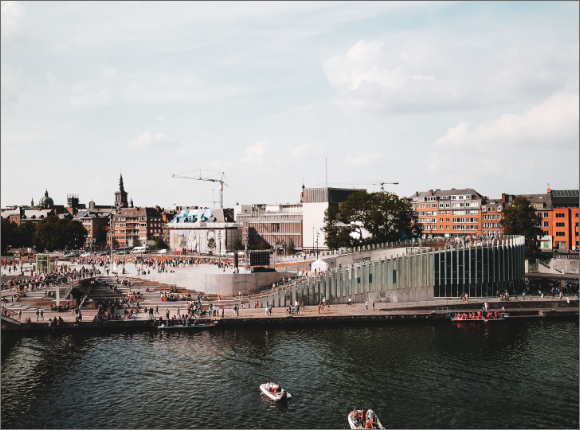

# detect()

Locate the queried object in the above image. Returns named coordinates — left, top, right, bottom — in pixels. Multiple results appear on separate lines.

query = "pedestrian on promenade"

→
left=365, top=299, right=368, bottom=310
left=40, top=309, right=44, bottom=321
left=221, top=307, right=224, bottom=318
left=36, top=309, right=39, bottom=321
left=18, top=310, right=22, bottom=321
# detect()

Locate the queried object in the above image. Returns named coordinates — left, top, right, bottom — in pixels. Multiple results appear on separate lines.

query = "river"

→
left=1, top=319, right=578, bottom=429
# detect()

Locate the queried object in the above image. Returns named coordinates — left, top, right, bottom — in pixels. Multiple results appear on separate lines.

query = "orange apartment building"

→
left=411, top=187, right=578, bottom=249
left=502, top=189, right=579, bottom=251
left=411, top=188, right=485, bottom=238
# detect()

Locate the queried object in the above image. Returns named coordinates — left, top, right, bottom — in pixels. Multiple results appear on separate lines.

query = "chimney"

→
left=429, top=190, right=433, bottom=196
left=547, top=187, right=551, bottom=193
left=501, top=193, right=506, bottom=203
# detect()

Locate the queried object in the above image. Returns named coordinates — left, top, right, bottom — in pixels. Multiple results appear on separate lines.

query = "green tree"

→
left=500, top=196, right=543, bottom=259
left=287, top=240, right=296, bottom=255
left=258, top=240, right=271, bottom=250
left=17, top=222, right=38, bottom=249
left=1, top=218, right=20, bottom=253
left=154, top=237, right=168, bottom=249
left=133, top=237, right=142, bottom=247
left=322, top=190, right=421, bottom=250
left=232, top=239, right=243, bottom=251
left=35, top=216, right=88, bottom=251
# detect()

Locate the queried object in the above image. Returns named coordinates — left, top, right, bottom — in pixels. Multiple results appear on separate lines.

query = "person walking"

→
left=36, top=309, right=39, bottom=321
left=365, top=299, right=369, bottom=310
left=40, top=309, right=44, bottom=321
left=18, top=310, right=22, bottom=321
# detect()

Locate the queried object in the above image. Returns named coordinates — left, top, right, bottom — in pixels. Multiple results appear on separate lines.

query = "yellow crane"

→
left=172, top=171, right=228, bottom=208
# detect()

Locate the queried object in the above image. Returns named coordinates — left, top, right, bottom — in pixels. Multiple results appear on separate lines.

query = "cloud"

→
left=1, top=63, right=27, bottom=106
left=323, top=37, right=579, bottom=114
left=344, top=153, right=382, bottom=167
left=128, top=131, right=180, bottom=148
left=241, top=140, right=271, bottom=163
left=1, top=1, right=25, bottom=39
left=428, top=92, right=579, bottom=182
left=434, top=92, right=579, bottom=150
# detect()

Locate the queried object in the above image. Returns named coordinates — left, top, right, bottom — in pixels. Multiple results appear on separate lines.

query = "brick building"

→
left=410, top=188, right=484, bottom=238
left=109, top=207, right=165, bottom=248
left=75, top=211, right=110, bottom=248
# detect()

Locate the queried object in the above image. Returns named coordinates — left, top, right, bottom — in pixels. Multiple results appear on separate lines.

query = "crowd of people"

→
left=455, top=310, right=500, bottom=320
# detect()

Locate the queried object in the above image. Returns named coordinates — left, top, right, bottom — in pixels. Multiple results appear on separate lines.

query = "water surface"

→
left=2, top=320, right=578, bottom=428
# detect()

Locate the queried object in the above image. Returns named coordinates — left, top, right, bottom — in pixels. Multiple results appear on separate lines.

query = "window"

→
left=556, top=232, right=565, bottom=236
left=446, top=218, right=449, bottom=222
left=445, top=211, right=450, bottom=215
left=543, top=222, right=549, bottom=227
left=543, top=212, right=549, bottom=218
left=440, top=218, right=443, bottom=222
left=556, top=213, right=565, bottom=218
left=556, top=222, right=565, bottom=227
left=439, top=211, right=444, bottom=215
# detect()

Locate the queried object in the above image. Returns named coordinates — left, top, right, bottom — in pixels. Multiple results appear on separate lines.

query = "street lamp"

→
left=316, top=232, right=319, bottom=260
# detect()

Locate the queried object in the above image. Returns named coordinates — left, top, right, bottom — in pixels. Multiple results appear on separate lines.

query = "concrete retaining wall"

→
left=135, top=271, right=289, bottom=295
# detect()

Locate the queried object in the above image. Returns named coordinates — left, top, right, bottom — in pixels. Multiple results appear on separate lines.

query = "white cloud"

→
left=344, top=153, right=382, bottom=167
left=428, top=92, right=579, bottom=183
left=323, top=37, right=579, bottom=114
left=434, top=92, right=579, bottom=150
left=241, top=140, right=271, bottom=163
left=128, top=131, right=180, bottom=148
left=1, top=1, right=25, bottom=39
left=1, top=63, right=27, bottom=106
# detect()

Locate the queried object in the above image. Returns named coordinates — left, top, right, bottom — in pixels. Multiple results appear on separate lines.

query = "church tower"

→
left=114, top=174, right=129, bottom=210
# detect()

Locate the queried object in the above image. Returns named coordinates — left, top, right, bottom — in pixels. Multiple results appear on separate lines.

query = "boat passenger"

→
left=360, top=408, right=366, bottom=423
left=494, top=310, right=499, bottom=319
left=367, top=408, right=375, bottom=422
left=366, top=418, right=374, bottom=429
left=477, top=311, right=482, bottom=319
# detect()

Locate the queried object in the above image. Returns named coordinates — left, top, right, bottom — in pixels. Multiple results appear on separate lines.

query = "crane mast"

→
left=172, top=171, right=228, bottom=208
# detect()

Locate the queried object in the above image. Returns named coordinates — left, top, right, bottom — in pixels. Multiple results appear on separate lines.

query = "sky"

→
left=1, top=1, right=578, bottom=210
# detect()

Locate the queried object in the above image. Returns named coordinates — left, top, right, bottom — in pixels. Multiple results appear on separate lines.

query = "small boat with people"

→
left=157, top=320, right=218, bottom=330
left=259, top=382, right=292, bottom=401
left=348, top=408, right=383, bottom=429
left=451, top=311, right=505, bottom=322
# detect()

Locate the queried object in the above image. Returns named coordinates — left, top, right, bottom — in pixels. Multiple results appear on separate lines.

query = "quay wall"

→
left=3, top=308, right=577, bottom=332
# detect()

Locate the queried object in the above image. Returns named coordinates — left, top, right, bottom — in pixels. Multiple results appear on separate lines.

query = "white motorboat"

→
left=259, top=383, right=292, bottom=401
left=348, top=410, right=384, bottom=429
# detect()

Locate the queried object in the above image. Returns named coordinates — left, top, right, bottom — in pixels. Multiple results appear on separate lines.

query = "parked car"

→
left=158, top=249, right=167, bottom=254
left=64, top=252, right=78, bottom=258
left=80, top=252, right=92, bottom=257
left=99, top=251, right=109, bottom=256
left=172, top=249, right=184, bottom=254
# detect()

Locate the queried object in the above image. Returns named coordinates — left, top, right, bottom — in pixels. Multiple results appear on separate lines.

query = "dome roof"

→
left=39, top=189, right=54, bottom=207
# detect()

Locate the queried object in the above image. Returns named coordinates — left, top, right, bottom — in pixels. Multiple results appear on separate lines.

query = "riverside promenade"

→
left=2, top=258, right=578, bottom=331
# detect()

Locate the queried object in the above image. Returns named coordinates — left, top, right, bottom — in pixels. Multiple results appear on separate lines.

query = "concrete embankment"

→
left=3, top=302, right=577, bottom=332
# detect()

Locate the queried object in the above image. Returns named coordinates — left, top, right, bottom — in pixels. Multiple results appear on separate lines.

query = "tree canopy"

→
left=500, top=196, right=543, bottom=259
left=322, top=190, right=421, bottom=250
left=35, top=216, right=88, bottom=251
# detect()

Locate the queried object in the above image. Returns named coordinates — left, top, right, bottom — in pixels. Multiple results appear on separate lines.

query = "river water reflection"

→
left=2, top=320, right=578, bottom=429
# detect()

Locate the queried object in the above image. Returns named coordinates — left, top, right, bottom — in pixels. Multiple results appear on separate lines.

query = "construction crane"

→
left=315, top=181, right=399, bottom=191
left=172, top=171, right=228, bottom=208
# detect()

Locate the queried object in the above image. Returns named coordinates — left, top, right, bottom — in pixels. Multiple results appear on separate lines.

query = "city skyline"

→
left=2, top=1, right=578, bottom=208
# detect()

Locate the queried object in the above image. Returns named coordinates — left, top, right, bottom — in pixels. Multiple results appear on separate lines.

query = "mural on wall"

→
left=171, top=229, right=225, bottom=254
